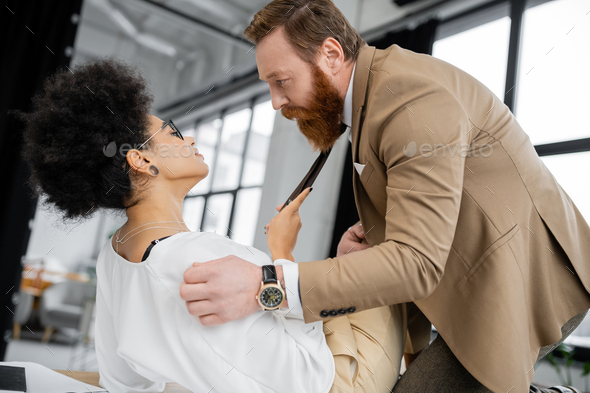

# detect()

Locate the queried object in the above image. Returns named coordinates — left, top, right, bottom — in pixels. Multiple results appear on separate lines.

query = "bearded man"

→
left=179, top=1, right=590, bottom=392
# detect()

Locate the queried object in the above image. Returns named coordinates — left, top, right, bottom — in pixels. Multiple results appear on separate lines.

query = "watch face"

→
left=260, top=286, right=283, bottom=308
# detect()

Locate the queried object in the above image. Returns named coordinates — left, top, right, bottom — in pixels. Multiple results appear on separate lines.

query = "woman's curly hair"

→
left=17, top=58, right=154, bottom=221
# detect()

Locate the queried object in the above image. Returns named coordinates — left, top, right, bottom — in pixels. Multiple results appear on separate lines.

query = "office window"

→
left=540, top=151, right=590, bottom=220
left=433, top=0, right=590, bottom=349
left=515, top=0, right=590, bottom=145
left=232, top=187, right=264, bottom=246
left=433, top=0, right=590, bottom=220
left=183, top=196, right=205, bottom=233
left=433, top=16, right=511, bottom=99
left=188, top=118, right=222, bottom=195
left=211, top=106, right=252, bottom=192
left=516, top=0, right=590, bottom=225
left=241, top=101, right=275, bottom=187
left=182, top=98, right=276, bottom=245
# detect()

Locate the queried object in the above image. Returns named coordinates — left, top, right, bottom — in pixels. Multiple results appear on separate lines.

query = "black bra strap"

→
left=141, top=235, right=172, bottom=262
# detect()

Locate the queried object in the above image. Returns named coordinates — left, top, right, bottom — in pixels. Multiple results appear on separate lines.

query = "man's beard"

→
left=281, top=63, right=345, bottom=152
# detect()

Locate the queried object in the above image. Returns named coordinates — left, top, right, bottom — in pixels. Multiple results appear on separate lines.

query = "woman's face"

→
left=141, top=114, right=209, bottom=187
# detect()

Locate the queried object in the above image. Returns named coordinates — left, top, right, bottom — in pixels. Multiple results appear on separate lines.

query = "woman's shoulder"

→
left=164, top=231, right=269, bottom=260
left=147, top=230, right=272, bottom=276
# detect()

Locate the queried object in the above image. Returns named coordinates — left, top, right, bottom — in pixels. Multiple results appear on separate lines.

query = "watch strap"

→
left=262, top=265, right=277, bottom=284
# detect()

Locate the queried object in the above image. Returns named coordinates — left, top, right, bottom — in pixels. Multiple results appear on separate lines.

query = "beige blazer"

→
left=298, top=45, right=590, bottom=392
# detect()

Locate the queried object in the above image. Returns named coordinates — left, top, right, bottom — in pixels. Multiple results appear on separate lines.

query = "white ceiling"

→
left=71, top=0, right=473, bottom=114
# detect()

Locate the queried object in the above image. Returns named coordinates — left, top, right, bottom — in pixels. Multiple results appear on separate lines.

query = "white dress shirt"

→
left=95, top=231, right=335, bottom=392
left=278, top=62, right=357, bottom=315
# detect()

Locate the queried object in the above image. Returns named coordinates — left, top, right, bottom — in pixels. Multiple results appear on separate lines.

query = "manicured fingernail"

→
left=309, top=187, right=313, bottom=192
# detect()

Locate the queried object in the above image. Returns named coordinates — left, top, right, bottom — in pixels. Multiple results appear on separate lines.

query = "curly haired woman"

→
left=17, top=58, right=405, bottom=392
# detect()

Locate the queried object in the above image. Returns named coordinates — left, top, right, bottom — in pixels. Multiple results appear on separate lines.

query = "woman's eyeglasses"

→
left=163, top=119, right=184, bottom=140
left=123, top=119, right=183, bottom=174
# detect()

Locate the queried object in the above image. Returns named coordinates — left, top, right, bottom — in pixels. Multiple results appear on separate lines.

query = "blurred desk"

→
left=20, top=277, right=53, bottom=297
left=53, top=370, right=192, bottom=392
left=20, top=269, right=90, bottom=298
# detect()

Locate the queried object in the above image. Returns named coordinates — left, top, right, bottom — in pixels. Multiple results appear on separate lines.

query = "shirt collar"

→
left=342, top=61, right=356, bottom=129
left=342, top=61, right=356, bottom=142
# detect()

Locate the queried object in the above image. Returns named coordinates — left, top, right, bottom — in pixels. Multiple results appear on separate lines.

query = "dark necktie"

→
left=280, top=122, right=349, bottom=211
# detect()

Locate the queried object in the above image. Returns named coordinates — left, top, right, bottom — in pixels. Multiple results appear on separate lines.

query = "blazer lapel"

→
left=350, top=46, right=376, bottom=164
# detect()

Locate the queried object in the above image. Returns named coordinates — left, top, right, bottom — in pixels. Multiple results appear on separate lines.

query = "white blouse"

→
left=95, top=231, right=335, bottom=392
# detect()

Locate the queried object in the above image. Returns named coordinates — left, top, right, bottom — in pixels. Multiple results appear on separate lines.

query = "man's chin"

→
left=296, top=125, right=341, bottom=152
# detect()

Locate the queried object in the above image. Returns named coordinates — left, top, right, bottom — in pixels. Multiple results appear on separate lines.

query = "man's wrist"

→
left=275, top=265, right=289, bottom=309
left=274, top=260, right=303, bottom=316
left=257, top=265, right=289, bottom=310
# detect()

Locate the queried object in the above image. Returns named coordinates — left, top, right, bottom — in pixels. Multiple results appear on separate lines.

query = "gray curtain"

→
left=0, top=0, right=83, bottom=359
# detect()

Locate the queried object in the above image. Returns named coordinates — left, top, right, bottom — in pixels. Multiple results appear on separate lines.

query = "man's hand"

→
left=336, top=222, right=371, bottom=257
left=181, top=256, right=262, bottom=326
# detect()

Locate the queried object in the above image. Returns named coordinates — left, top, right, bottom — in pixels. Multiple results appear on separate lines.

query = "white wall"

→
left=253, top=115, right=350, bottom=262
left=25, top=201, right=126, bottom=271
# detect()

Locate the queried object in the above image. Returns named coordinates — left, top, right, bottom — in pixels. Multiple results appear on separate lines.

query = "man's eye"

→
left=171, top=130, right=183, bottom=140
left=277, top=79, right=285, bottom=86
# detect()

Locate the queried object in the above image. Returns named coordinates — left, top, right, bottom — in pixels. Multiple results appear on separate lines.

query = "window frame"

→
left=434, top=0, right=590, bottom=354
left=436, top=0, right=589, bottom=158
left=182, top=93, right=272, bottom=239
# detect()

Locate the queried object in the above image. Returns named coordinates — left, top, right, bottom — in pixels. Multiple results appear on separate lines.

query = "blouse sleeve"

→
left=148, top=232, right=336, bottom=393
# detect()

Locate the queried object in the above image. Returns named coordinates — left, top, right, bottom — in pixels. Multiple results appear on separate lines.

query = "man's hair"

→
left=244, top=0, right=366, bottom=64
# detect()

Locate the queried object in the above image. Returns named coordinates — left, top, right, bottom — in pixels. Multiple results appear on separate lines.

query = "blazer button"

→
left=347, top=306, right=356, bottom=313
left=329, top=309, right=339, bottom=316
left=338, top=308, right=347, bottom=315
left=320, top=310, right=329, bottom=318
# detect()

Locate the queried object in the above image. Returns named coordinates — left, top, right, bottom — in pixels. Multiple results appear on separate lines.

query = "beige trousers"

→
left=324, top=304, right=407, bottom=393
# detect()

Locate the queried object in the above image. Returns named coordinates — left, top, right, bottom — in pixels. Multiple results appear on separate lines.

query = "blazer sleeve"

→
left=299, top=79, right=470, bottom=323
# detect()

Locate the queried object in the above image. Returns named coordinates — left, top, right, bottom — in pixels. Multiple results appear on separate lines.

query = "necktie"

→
left=280, top=122, right=348, bottom=211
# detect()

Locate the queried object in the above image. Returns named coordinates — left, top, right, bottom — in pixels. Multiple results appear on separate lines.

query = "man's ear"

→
left=320, top=37, right=345, bottom=74
left=126, top=149, right=151, bottom=176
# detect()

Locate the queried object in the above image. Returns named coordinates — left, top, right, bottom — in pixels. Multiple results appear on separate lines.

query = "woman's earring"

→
left=148, top=165, right=159, bottom=176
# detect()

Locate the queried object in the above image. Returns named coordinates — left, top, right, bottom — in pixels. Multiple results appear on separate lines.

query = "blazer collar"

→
left=351, top=46, right=376, bottom=163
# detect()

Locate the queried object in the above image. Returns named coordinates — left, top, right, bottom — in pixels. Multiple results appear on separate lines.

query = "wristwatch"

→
left=256, top=265, right=285, bottom=311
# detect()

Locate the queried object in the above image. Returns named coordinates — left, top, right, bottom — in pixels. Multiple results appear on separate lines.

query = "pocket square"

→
left=354, top=162, right=365, bottom=176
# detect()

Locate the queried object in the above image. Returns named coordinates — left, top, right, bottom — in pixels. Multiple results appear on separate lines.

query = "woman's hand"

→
left=266, top=187, right=312, bottom=261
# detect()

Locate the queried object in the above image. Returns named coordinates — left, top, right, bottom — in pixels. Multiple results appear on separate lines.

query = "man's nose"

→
left=270, top=91, right=289, bottom=111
